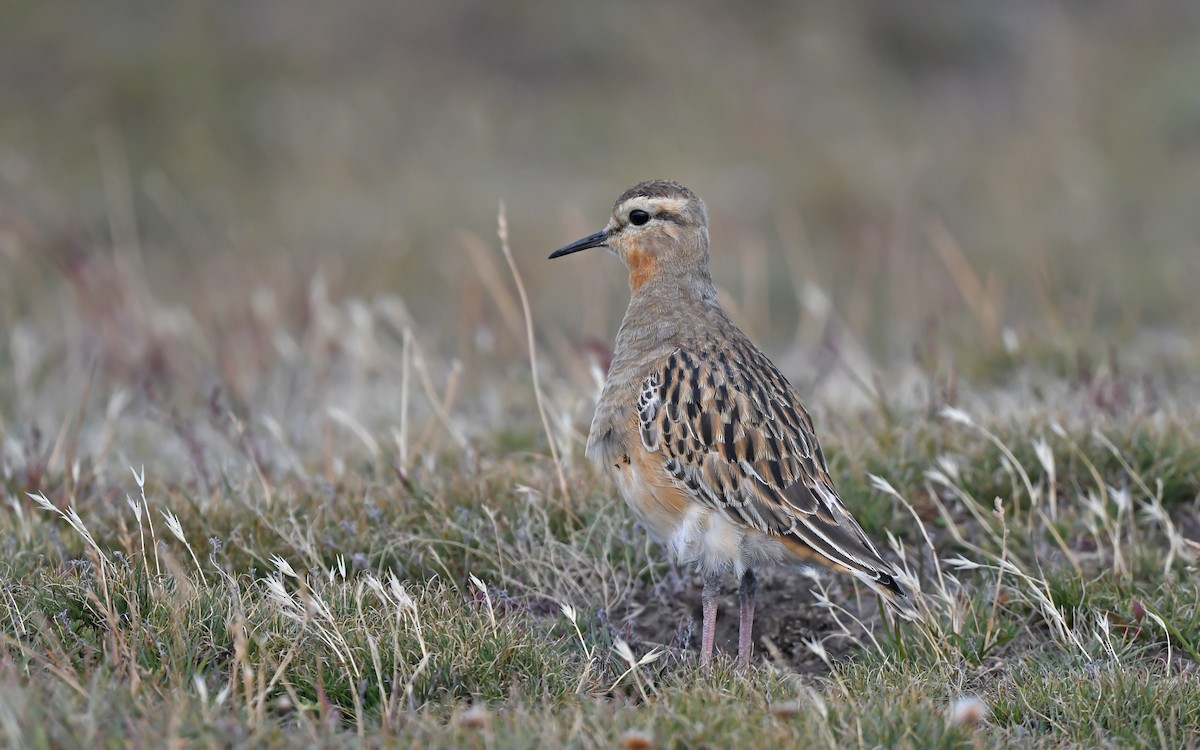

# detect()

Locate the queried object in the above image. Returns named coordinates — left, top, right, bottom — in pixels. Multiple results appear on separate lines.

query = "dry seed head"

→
left=28, top=492, right=54, bottom=513
left=935, top=454, right=961, bottom=481
left=559, top=602, right=578, bottom=624
left=868, top=472, right=901, bottom=498
left=803, top=637, right=828, bottom=661
left=614, top=638, right=636, bottom=667
left=388, top=573, right=416, bottom=612
left=161, top=510, right=186, bottom=543
left=363, top=574, right=386, bottom=601
left=940, top=406, right=974, bottom=427
left=1033, top=438, right=1054, bottom=474
left=270, top=554, right=297, bottom=578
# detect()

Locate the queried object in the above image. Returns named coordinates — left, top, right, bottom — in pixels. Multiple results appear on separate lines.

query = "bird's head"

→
left=550, top=180, right=711, bottom=293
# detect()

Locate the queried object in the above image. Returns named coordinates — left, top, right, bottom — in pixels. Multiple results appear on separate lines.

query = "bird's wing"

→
left=637, top=347, right=905, bottom=599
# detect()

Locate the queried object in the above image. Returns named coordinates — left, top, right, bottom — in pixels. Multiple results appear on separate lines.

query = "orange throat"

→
left=626, top=249, right=659, bottom=293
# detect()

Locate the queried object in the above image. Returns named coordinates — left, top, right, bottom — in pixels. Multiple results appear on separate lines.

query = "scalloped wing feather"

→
left=639, top=347, right=906, bottom=601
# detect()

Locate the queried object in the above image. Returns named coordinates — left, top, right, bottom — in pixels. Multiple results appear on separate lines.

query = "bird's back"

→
left=589, top=285, right=909, bottom=607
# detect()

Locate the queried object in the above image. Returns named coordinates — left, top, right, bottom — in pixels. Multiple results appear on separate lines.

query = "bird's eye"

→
left=629, top=209, right=650, bottom=226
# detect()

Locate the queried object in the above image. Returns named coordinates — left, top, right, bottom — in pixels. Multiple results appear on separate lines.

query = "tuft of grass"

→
left=3, top=358, right=1198, bottom=747
left=2, top=233, right=1199, bottom=746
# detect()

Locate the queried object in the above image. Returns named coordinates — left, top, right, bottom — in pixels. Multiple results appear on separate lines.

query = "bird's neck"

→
left=627, top=267, right=717, bottom=308
left=587, top=270, right=723, bottom=468
left=616, top=271, right=720, bottom=355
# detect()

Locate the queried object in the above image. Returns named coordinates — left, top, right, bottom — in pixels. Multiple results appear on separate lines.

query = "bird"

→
left=549, top=179, right=912, bottom=668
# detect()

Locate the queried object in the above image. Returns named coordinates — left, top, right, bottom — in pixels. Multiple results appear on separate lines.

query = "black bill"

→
left=548, top=230, right=607, bottom=259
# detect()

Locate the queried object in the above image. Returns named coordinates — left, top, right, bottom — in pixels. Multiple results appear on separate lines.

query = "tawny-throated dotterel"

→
left=550, top=179, right=912, bottom=667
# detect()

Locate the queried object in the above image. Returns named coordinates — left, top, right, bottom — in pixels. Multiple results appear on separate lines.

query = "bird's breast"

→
left=609, top=448, right=692, bottom=543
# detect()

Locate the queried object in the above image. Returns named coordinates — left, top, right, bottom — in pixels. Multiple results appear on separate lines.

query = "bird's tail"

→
left=857, top=567, right=920, bottom=621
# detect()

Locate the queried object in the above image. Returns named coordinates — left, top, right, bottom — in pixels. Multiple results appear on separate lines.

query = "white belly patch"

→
left=611, top=462, right=785, bottom=577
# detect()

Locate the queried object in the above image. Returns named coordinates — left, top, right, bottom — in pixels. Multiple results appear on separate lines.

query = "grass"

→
left=1, top=275, right=1198, bottom=747
left=3, top=3, right=1200, bottom=747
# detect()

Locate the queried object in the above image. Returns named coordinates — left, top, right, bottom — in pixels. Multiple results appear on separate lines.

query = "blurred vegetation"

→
left=3, top=1, right=1200, bottom=371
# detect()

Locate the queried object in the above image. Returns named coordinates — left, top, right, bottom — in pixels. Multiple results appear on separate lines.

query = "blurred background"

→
left=2, top=0, right=1200, bottom=426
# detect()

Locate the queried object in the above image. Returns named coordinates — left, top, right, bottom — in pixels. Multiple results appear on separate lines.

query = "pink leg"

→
left=700, top=576, right=719, bottom=667
left=737, top=570, right=757, bottom=669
